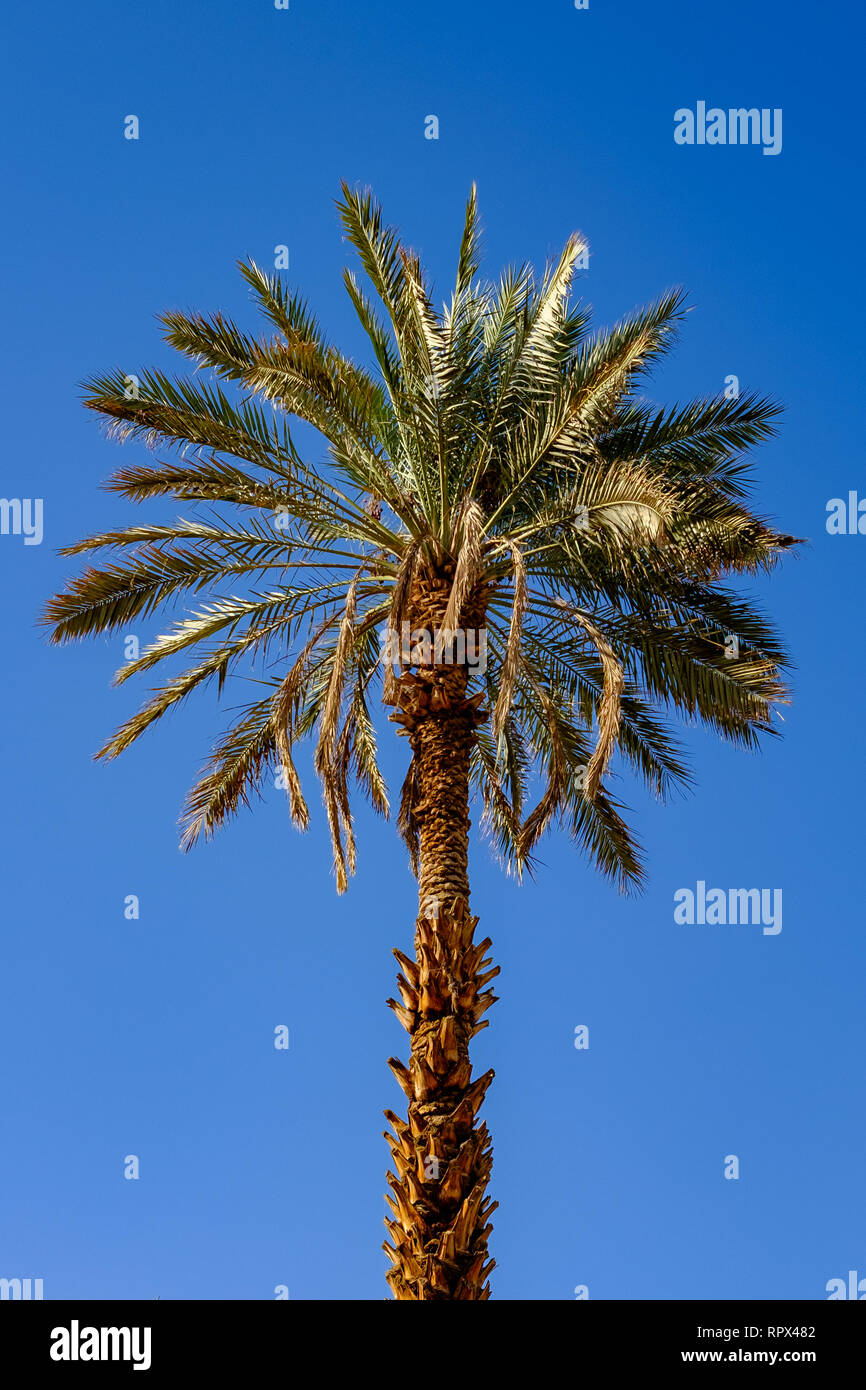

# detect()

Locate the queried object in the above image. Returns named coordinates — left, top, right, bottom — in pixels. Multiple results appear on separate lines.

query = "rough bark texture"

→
left=382, top=568, right=499, bottom=1299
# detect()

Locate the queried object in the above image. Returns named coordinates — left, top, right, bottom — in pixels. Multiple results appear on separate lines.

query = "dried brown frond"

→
left=492, top=544, right=526, bottom=738
left=442, top=499, right=483, bottom=632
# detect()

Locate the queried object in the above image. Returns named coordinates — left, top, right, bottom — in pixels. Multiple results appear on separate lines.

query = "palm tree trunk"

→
left=383, top=571, right=499, bottom=1300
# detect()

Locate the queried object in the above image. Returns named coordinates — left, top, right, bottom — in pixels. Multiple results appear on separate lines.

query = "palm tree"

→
left=44, top=185, right=796, bottom=1300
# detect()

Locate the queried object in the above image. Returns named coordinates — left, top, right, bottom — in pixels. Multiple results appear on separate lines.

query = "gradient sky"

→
left=2, top=0, right=865, bottom=1300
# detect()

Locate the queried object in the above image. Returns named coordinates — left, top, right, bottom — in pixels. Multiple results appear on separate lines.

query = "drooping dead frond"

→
left=556, top=600, right=624, bottom=799
left=335, top=710, right=358, bottom=878
left=492, top=544, right=526, bottom=738
left=397, top=757, right=421, bottom=875
left=442, top=499, right=484, bottom=632
left=272, top=616, right=343, bottom=831
left=314, top=582, right=360, bottom=892
left=383, top=538, right=423, bottom=700
left=316, top=581, right=359, bottom=775
left=516, top=673, right=569, bottom=859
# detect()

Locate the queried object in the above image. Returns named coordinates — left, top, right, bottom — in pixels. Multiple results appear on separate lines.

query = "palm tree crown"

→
left=45, top=184, right=796, bottom=893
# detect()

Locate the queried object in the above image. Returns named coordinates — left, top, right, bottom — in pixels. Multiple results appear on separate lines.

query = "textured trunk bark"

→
left=382, top=570, right=499, bottom=1300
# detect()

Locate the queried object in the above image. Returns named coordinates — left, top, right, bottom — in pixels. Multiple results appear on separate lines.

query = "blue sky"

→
left=2, top=0, right=864, bottom=1300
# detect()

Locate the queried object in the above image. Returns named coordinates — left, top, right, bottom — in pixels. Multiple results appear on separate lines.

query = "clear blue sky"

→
left=2, top=0, right=864, bottom=1300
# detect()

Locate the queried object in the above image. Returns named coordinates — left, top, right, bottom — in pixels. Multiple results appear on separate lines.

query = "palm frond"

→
left=47, top=187, right=795, bottom=894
